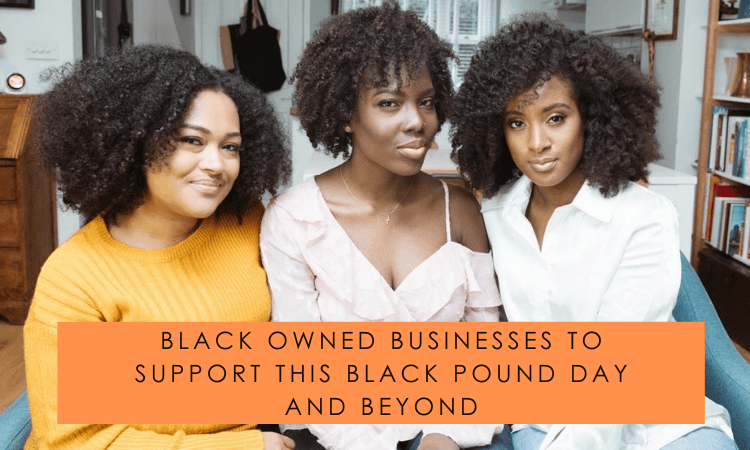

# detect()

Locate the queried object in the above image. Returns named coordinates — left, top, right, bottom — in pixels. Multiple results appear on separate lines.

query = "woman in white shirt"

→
left=260, top=3, right=505, bottom=450
left=450, top=14, right=736, bottom=450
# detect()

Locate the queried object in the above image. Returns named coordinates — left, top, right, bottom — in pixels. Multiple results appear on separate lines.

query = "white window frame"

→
left=340, top=0, right=499, bottom=84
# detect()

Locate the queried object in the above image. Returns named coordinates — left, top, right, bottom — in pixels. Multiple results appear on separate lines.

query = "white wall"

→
left=0, top=0, right=82, bottom=245
left=193, top=0, right=328, bottom=188
left=0, top=0, right=78, bottom=94
left=500, top=0, right=544, bottom=22
left=653, top=0, right=707, bottom=175
left=133, top=0, right=194, bottom=52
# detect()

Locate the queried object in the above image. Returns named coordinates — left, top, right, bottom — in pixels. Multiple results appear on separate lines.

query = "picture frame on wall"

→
left=0, top=0, right=34, bottom=8
left=646, top=0, right=679, bottom=40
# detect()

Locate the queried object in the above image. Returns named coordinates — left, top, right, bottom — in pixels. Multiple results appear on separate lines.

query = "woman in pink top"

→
left=259, top=3, right=505, bottom=450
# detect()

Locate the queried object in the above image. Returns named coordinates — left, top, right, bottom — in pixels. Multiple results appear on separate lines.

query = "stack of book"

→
left=708, top=106, right=750, bottom=179
left=703, top=174, right=750, bottom=260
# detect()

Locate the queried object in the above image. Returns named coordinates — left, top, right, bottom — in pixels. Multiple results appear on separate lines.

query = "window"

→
left=340, top=0, right=499, bottom=84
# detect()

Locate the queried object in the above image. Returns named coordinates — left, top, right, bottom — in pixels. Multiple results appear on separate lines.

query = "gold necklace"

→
left=339, top=166, right=415, bottom=224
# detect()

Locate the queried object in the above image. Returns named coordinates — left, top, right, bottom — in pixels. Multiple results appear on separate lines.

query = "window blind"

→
left=339, top=0, right=498, bottom=84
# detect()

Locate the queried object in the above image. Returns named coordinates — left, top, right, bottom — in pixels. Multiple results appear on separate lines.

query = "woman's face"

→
left=347, top=67, right=439, bottom=176
left=143, top=90, right=241, bottom=221
left=503, top=75, right=584, bottom=191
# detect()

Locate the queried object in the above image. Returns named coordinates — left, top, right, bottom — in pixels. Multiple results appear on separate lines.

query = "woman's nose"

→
left=199, top=145, right=224, bottom=173
left=528, top=124, right=550, bottom=153
left=402, top=103, right=426, bottom=133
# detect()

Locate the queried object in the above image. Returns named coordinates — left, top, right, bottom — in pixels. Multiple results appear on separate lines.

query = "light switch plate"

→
left=25, top=40, right=59, bottom=60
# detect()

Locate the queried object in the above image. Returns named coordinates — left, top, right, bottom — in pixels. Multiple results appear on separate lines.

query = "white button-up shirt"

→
left=482, top=176, right=680, bottom=323
left=481, top=176, right=733, bottom=450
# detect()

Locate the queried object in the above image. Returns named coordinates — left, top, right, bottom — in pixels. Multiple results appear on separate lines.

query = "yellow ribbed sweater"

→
left=24, top=203, right=270, bottom=450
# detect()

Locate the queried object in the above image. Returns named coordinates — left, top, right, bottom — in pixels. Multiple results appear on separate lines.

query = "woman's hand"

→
left=417, top=433, right=460, bottom=450
left=262, top=431, right=296, bottom=449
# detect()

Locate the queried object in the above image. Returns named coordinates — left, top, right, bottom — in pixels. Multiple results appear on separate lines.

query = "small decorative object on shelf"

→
left=726, top=56, right=739, bottom=94
left=731, top=53, right=750, bottom=97
left=720, top=0, right=740, bottom=20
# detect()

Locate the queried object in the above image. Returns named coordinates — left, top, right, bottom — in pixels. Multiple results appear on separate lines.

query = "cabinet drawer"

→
left=0, top=203, right=20, bottom=247
left=0, top=166, right=16, bottom=201
left=0, top=248, right=23, bottom=300
left=697, top=249, right=750, bottom=350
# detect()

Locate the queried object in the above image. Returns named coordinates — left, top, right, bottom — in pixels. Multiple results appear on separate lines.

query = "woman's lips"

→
left=190, top=180, right=223, bottom=194
left=397, top=140, right=429, bottom=160
left=529, top=158, right=557, bottom=172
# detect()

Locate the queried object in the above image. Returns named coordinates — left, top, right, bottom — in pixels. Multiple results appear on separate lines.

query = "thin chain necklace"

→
left=339, top=166, right=415, bottom=224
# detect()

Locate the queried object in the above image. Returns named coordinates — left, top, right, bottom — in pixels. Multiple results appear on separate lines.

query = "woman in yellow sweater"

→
left=24, top=45, right=292, bottom=449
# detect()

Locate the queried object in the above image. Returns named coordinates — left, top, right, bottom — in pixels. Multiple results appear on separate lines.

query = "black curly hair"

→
left=452, top=13, right=661, bottom=198
left=292, top=1, right=456, bottom=158
left=34, top=44, right=291, bottom=223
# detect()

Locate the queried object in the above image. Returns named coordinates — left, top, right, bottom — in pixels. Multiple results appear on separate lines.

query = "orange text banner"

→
left=57, top=322, right=704, bottom=424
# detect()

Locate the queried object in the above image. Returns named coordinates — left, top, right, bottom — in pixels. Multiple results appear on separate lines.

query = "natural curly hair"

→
left=292, top=1, right=456, bottom=158
left=452, top=13, right=661, bottom=198
left=34, top=44, right=291, bottom=223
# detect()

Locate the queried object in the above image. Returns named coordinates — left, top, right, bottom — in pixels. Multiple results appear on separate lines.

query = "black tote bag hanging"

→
left=228, top=0, right=287, bottom=93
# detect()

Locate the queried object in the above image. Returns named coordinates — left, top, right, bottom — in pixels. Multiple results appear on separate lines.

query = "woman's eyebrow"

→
left=541, top=102, right=571, bottom=113
left=180, top=124, right=241, bottom=138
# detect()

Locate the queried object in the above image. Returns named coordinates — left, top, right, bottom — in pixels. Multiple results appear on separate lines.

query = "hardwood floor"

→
left=0, top=318, right=26, bottom=415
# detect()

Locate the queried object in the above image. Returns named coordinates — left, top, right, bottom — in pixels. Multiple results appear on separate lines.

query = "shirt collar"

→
left=571, top=180, right=614, bottom=223
left=481, top=175, right=532, bottom=213
left=482, top=175, right=614, bottom=223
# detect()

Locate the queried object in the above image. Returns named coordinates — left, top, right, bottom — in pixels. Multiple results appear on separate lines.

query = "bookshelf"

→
left=693, top=0, right=750, bottom=352
left=694, top=1, right=750, bottom=268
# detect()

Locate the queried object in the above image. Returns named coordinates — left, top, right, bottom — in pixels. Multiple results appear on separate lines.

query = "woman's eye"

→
left=378, top=99, right=398, bottom=108
left=223, top=143, right=240, bottom=153
left=506, top=119, right=524, bottom=130
left=421, top=98, right=435, bottom=108
left=548, top=114, right=565, bottom=124
left=181, top=137, right=202, bottom=146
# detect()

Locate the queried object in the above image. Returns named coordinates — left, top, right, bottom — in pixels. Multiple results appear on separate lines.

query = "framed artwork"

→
left=646, top=0, right=679, bottom=40
left=0, top=0, right=34, bottom=8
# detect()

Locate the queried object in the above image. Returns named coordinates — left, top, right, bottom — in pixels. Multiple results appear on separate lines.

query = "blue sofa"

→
left=672, top=254, right=750, bottom=450
left=0, top=391, right=30, bottom=450
left=2, top=255, right=748, bottom=450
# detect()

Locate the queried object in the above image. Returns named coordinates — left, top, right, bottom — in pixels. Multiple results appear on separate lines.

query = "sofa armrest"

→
left=0, top=391, right=31, bottom=450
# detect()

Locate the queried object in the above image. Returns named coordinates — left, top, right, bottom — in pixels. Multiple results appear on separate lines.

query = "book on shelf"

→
left=744, top=200, right=750, bottom=259
left=708, top=108, right=750, bottom=179
left=708, top=106, right=728, bottom=172
left=735, top=118, right=746, bottom=178
left=711, top=198, right=743, bottom=250
left=726, top=202, right=746, bottom=255
left=703, top=174, right=750, bottom=240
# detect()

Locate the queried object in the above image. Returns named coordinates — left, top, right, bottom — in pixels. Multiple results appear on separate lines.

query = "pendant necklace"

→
left=340, top=166, right=415, bottom=224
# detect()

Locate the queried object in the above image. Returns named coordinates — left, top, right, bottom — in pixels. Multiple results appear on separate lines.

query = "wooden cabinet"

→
left=584, top=0, right=645, bottom=35
left=0, top=94, right=56, bottom=324
left=697, top=248, right=750, bottom=350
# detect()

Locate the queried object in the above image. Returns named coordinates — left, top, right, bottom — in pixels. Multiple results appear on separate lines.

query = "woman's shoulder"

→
left=614, top=181, right=678, bottom=222
left=261, top=177, right=329, bottom=236
left=480, top=176, right=529, bottom=213
left=265, top=178, right=326, bottom=220
left=445, top=181, right=481, bottom=217
left=441, top=179, right=490, bottom=252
